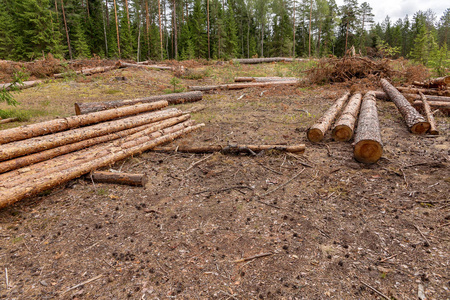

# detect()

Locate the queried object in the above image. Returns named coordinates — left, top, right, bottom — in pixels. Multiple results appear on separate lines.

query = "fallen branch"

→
left=153, top=144, right=305, bottom=154
left=396, top=86, right=450, bottom=97
left=419, top=92, right=439, bottom=135
left=0, top=80, right=42, bottom=91
left=89, top=171, right=148, bottom=186
left=360, top=281, right=390, bottom=300
left=258, top=168, right=306, bottom=198
left=186, top=153, right=214, bottom=171
left=412, top=100, right=450, bottom=116
left=118, top=60, right=174, bottom=70
left=233, top=252, right=273, bottom=263
left=60, top=274, right=103, bottom=295
left=54, top=65, right=118, bottom=78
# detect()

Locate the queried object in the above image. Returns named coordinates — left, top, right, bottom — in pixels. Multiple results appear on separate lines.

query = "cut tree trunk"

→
left=419, top=92, right=439, bottom=135
left=412, top=101, right=450, bottom=116
left=0, top=123, right=204, bottom=209
left=0, top=114, right=190, bottom=174
left=75, top=91, right=202, bottom=115
left=189, top=81, right=298, bottom=92
left=374, top=91, right=450, bottom=103
left=0, top=80, right=42, bottom=91
left=53, top=65, right=118, bottom=78
left=413, top=76, right=450, bottom=88
left=381, top=79, right=430, bottom=134
left=153, top=144, right=305, bottom=154
left=234, top=77, right=298, bottom=83
left=89, top=171, right=148, bottom=186
left=307, top=92, right=350, bottom=142
left=372, top=90, right=390, bottom=101
left=0, top=101, right=168, bottom=144
left=118, top=61, right=173, bottom=70
left=0, top=118, right=18, bottom=124
left=332, top=93, right=362, bottom=142
left=396, top=87, right=450, bottom=97
left=0, top=108, right=181, bottom=162
left=353, top=92, right=383, bottom=164
left=232, top=57, right=306, bottom=64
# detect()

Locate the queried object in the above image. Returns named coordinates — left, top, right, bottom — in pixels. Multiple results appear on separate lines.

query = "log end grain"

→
left=74, top=103, right=82, bottom=115
left=307, top=128, right=324, bottom=143
left=410, top=122, right=431, bottom=134
left=429, top=129, right=439, bottom=135
left=354, top=140, right=383, bottom=164
left=332, top=125, right=353, bottom=142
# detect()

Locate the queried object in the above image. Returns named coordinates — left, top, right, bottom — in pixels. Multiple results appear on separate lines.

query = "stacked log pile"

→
left=0, top=102, right=204, bottom=209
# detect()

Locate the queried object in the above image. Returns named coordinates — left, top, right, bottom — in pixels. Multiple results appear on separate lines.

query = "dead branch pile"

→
left=0, top=102, right=204, bottom=209
left=307, top=57, right=402, bottom=84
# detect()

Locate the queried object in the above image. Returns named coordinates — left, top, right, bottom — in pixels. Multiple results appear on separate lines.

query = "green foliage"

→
left=0, top=68, right=29, bottom=107
left=168, top=77, right=184, bottom=93
left=428, top=43, right=450, bottom=76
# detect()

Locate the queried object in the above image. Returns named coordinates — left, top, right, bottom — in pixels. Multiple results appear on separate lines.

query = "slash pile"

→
left=0, top=101, right=204, bottom=209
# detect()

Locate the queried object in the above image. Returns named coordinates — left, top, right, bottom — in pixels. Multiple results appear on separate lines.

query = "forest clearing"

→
left=0, top=56, right=449, bottom=299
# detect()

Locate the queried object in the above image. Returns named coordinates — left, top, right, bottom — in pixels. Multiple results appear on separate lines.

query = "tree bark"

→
left=0, top=118, right=18, bottom=125
left=332, top=93, right=362, bottom=142
left=75, top=91, right=202, bottom=115
left=418, top=92, right=438, bottom=135
left=0, top=115, right=190, bottom=174
left=0, top=108, right=181, bottom=162
left=0, top=80, right=42, bottom=91
left=0, top=101, right=168, bottom=144
left=234, top=77, right=298, bottom=83
left=374, top=91, right=450, bottom=103
left=232, top=57, right=304, bottom=64
left=353, top=92, right=383, bottom=164
left=189, top=81, right=298, bottom=92
left=54, top=65, right=118, bottom=78
left=413, top=76, right=450, bottom=88
left=307, top=92, right=350, bottom=143
left=381, top=79, right=430, bottom=134
left=153, top=144, right=305, bottom=154
left=89, top=171, right=148, bottom=186
left=412, top=101, right=450, bottom=116
left=117, top=61, right=174, bottom=70
left=395, top=87, right=450, bottom=97
left=0, top=123, right=204, bottom=209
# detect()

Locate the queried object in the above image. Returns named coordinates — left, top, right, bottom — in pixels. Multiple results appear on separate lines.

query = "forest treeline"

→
left=0, top=0, right=449, bottom=70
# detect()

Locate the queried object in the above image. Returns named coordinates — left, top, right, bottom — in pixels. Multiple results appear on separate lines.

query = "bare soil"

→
left=0, top=61, right=449, bottom=299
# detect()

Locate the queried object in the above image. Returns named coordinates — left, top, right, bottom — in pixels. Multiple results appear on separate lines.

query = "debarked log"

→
left=75, top=91, right=203, bottom=115
left=0, top=101, right=168, bottom=144
left=374, top=91, right=450, bottom=103
left=307, top=92, right=350, bottom=142
left=353, top=92, right=383, bottom=164
left=0, top=80, right=42, bottom=91
left=381, top=79, right=430, bottom=134
left=0, top=118, right=18, bottom=124
left=412, top=101, right=450, bottom=116
left=419, top=93, right=439, bottom=135
left=89, top=171, right=148, bottom=186
left=0, top=123, right=205, bottom=209
left=395, top=87, right=450, bottom=97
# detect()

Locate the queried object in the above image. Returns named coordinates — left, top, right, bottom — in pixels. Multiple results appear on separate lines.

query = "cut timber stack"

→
left=332, top=93, right=362, bottom=142
left=381, top=79, right=430, bottom=134
left=75, top=91, right=203, bottom=115
left=0, top=102, right=204, bottom=209
left=307, top=92, right=350, bottom=142
left=353, top=92, right=383, bottom=164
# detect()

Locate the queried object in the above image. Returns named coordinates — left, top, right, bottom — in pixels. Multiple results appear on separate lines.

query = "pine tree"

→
left=0, top=2, right=14, bottom=59
left=72, top=17, right=91, bottom=58
left=189, top=0, right=207, bottom=58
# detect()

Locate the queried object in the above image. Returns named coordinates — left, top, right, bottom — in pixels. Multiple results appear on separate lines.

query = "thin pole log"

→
left=0, top=119, right=195, bottom=188
left=419, top=92, right=438, bottom=135
left=232, top=57, right=306, bottom=64
left=353, top=92, right=383, bottom=164
left=0, top=118, right=18, bottom=125
left=332, top=93, right=362, bottom=141
left=189, top=81, right=298, bottom=92
left=153, top=144, right=305, bottom=154
left=412, top=101, right=450, bottom=116
left=396, top=87, right=450, bottom=97
left=413, top=76, right=450, bottom=88
left=0, top=101, right=168, bottom=144
left=54, top=65, right=118, bottom=78
left=0, top=109, right=181, bottom=162
left=381, top=79, right=430, bottom=134
left=234, top=77, right=298, bottom=83
left=117, top=61, right=173, bottom=70
left=0, top=80, right=43, bottom=91
left=374, top=91, right=450, bottom=103
left=0, top=115, right=190, bottom=174
left=89, top=171, right=148, bottom=186
left=307, top=92, right=350, bottom=142
left=0, top=123, right=204, bottom=209
left=75, top=91, right=202, bottom=115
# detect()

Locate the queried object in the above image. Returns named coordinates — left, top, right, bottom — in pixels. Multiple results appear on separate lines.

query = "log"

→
left=381, top=79, right=430, bottom=134
left=396, top=87, right=450, bottom=97
left=0, top=123, right=204, bottom=209
left=0, top=118, right=18, bottom=124
left=0, top=118, right=196, bottom=187
left=0, top=114, right=190, bottom=174
left=189, top=80, right=298, bottom=92
left=374, top=91, right=450, bottom=103
left=74, top=91, right=203, bottom=115
left=118, top=61, right=173, bottom=70
left=0, top=108, right=181, bottom=161
left=307, top=92, right=350, bottom=143
left=353, top=92, right=383, bottom=164
left=232, top=57, right=304, bottom=64
left=153, top=144, right=305, bottom=154
left=0, top=80, right=42, bottom=91
left=419, top=93, right=439, bottom=135
left=412, top=101, right=450, bottom=116
left=234, top=77, right=298, bottom=83
left=372, top=91, right=390, bottom=101
left=413, top=76, right=450, bottom=88
left=0, top=101, right=168, bottom=144
left=53, top=65, right=118, bottom=78
left=89, top=171, right=148, bottom=186
left=332, top=93, right=362, bottom=142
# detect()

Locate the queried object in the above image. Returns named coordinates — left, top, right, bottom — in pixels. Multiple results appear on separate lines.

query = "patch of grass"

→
left=182, top=68, right=211, bottom=80
left=97, top=188, right=108, bottom=196
left=11, top=236, right=24, bottom=244
left=0, top=108, right=48, bottom=121
left=104, top=89, right=122, bottom=95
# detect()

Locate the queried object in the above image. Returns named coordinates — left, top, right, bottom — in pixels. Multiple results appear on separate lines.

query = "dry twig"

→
left=233, top=252, right=273, bottom=263
left=61, top=274, right=103, bottom=295
left=360, top=281, right=390, bottom=300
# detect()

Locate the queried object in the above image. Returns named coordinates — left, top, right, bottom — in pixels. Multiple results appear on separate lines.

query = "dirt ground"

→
left=0, top=61, right=449, bottom=299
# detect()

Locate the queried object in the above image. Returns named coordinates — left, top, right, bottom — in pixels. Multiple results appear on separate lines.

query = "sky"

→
left=334, top=0, right=449, bottom=24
